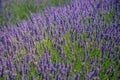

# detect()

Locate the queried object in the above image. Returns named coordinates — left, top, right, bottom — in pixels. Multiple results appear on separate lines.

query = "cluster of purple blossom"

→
left=0, top=0, right=120, bottom=80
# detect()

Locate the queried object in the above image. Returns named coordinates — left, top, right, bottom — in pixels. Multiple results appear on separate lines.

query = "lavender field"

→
left=0, top=0, right=120, bottom=80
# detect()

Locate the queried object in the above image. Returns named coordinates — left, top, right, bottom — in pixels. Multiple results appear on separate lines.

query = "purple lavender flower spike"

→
left=6, top=75, right=9, bottom=80
left=31, top=75, right=36, bottom=80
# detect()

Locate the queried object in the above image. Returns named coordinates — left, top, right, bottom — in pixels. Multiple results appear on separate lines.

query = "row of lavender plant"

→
left=0, top=0, right=120, bottom=80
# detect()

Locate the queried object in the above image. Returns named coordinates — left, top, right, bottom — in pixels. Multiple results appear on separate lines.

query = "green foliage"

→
left=22, top=47, right=26, bottom=55
left=103, top=9, right=115, bottom=24
left=51, top=0, right=59, bottom=6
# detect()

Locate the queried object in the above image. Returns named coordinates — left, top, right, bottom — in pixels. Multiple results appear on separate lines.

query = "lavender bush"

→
left=0, top=0, right=120, bottom=80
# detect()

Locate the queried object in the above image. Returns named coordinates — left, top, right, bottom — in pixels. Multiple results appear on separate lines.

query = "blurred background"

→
left=0, top=0, right=72, bottom=25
